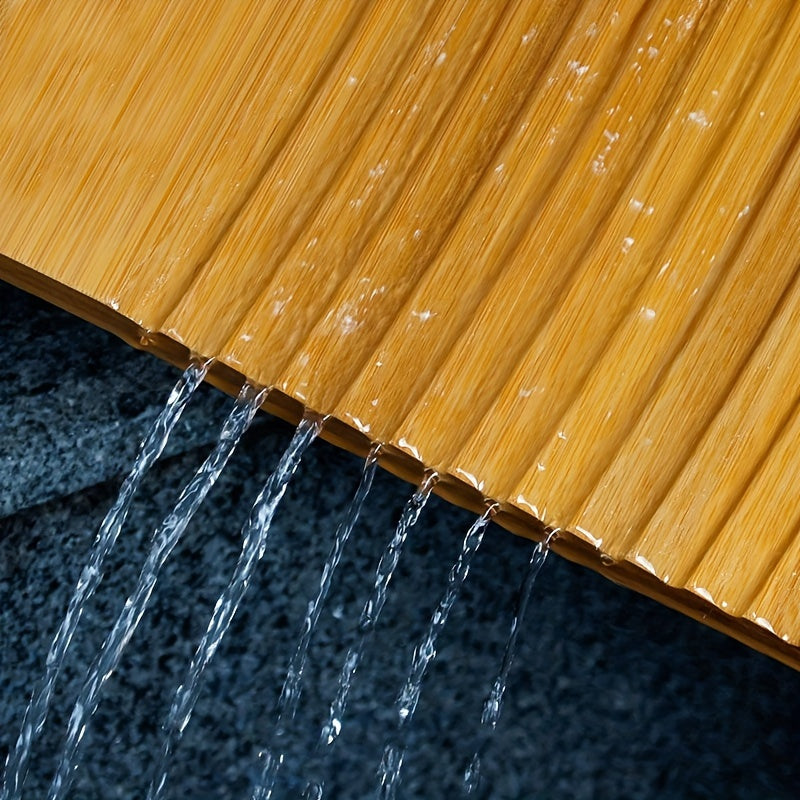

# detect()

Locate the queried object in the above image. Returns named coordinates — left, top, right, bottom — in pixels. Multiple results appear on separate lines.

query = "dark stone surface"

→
left=2, top=280, right=800, bottom=799
left=0, top=284, right=228, bottom=518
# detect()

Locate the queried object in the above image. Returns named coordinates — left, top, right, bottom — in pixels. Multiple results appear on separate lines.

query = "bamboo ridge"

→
left=2, top=1, right=800, bottom=667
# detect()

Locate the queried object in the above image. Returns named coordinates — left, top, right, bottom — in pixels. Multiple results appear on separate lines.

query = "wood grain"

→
left=2, top=1, right=800, bottom=667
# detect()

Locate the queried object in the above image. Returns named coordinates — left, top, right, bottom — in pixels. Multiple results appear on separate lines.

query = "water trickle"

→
left=0, top=360, right=209, bottom=800
left=146, top=415, right=322, bottom=800
left=377, top=506, right=495, bottom=800
left=303, top=472, right=437, bottom=800
left=46, top=382, right=266, bottom=800
left=463, top=532, right=555, bottom=795
left=251, top=446, right=380, bottom=800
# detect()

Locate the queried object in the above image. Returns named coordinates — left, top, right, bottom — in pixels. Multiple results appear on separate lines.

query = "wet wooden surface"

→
left=2, top=1, right=800, bottom=667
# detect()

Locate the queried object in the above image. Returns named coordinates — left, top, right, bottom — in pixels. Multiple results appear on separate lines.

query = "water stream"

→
left=463, top=532, right=556, bottom=795
left=6, top=363, right=558, bottom=799
left=0, top=360, right=209, bottom=800
left=46, top=382, right=266, bottom=800
left=250, top=446, right=379, bottom=800
left=303, top=472, right=437, bottom=800
left=146, top=415, right=322, bottom=800
left=376, top=507, right=495, bottom=800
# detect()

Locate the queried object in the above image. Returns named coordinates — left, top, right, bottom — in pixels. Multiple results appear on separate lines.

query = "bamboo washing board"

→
left=2, top=1, right=800, bottom=668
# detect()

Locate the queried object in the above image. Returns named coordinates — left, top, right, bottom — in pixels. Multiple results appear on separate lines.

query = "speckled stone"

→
left=2, top=280, right=800, bottom=799
left=0, top=282, right=228, bottom=518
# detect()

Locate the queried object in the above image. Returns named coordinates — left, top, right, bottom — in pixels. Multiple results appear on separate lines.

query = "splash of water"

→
left=146, top=415, right=321, bottom=800
left=251, top=446, right=379, bottom=800
left=377, top=507, right=495, bottom=800
left=0, top=360, right=209, bottom=800
left=46, top=382, right=266, bottom=800
left=303, top=473, right=437, bottom=800
left=463, top=532, right=555, bottom=795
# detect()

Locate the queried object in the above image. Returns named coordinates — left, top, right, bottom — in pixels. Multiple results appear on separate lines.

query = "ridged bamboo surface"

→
left=2, top=1, right=800, bottom=667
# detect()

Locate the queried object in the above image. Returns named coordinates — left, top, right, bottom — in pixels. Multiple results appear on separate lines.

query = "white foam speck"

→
left=567, top=60, right=590, bottom=77
left=622, top=236, right=635, bottom=253
left=435, top=52, right=447, bottom=66
left=754, top=616, right=776, bottom=634
left=411, top=309, right=437, bottom=322
left=337, top=308, right=359, bottom=334
left=347, top=75, right=358, bottom=86
left=514, top=494, right=540, bottom=517
left=693, top=586, right=715, bottom=603
left=454, top=467, right=484, bottom=492
left=592, top=130, right=620, bottom=174
left=634, top=554, right=657, bottom=575
left=575, top=525, right=603, bottom=549
left=687, top=110, right=711, bottom=128
left=397, top=437, right=421, bottom=461
left=640, top=306, right=656, bottom=320
left=348, top=415, right=370, bottom=434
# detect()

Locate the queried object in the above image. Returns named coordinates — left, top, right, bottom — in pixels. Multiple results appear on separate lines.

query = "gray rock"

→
left=0, top=283, right=228, bottom=518
left=2, top=280, right=799, bottom=799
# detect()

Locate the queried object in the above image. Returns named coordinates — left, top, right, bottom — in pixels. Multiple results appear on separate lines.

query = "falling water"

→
left=250, top=446, right=379, bottom=800
left=377, top=507, right=495, bottom=800
left=303, top=472, right=437, bottom=800
left=463, top=531, right=556, bottom=795
left=46, top=382, right=266, bottom=800
left=146, top=415, right=322, bottom=800
left=0, top=359, right=209, bottom=800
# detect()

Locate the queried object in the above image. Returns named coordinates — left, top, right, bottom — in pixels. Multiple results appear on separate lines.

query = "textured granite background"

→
left=2, top=279, right=799, bottom=799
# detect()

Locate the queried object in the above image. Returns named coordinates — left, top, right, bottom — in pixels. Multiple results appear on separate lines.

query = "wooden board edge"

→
left=3, top=252, right=798, bottom=672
